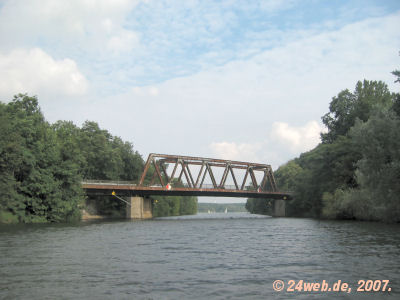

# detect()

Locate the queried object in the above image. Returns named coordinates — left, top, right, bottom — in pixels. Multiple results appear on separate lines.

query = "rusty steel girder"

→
left=138, top=153, right=278, bottom=192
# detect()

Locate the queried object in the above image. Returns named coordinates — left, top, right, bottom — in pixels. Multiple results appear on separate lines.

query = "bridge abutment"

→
left=126, top=196, right=153, bottom=219
left=273, top=199, right=286, bottom=217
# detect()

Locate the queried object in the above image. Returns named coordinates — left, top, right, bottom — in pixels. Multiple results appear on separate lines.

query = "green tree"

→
left=77, top=121, right=145, bottom=216
left=0, top=95, right=82, bottom=223
left=274, top=160, right=302, bottom=191
left=0, top=101, right=25, bottom=223
left=51, top=121, right=85, bottom=221
left=111, top=137, right=143, bottom=181
left=349, top=109, right=400, bottom=221
left=245, top=198, right=272, bottom=215
left=321, top=80, right=394, bottom=143
left=179, top=195, right=197, bottom=215
left=79, top=121, right=117, bottom=180
left=391, top=69, right=400, bottom=83
left=274, top=136, right=361, bottom=217
left=391, top=65, right=400, bottom=116
left=276, top=80, right=394, bottom=218
left=153, top=195, right=197, bottom=217
left=322, top=109, right=400, bottom=222
left=0, top=94, right=197, bottom=223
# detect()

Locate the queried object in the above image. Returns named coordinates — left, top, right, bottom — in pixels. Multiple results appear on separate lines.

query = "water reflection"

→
left=0, top=214, right=399, bottom=299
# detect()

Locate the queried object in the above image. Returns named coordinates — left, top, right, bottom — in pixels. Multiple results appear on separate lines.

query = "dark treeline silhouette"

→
left=0, top=95, right=196, bottom=223
left=247, top=70, right=400, bottom=223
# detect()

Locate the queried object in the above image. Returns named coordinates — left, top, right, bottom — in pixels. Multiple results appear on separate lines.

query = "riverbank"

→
left=80, top=209, right=109, bottom=221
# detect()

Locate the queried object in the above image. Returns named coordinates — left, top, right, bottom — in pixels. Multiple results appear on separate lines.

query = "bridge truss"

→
left=82, top=153, right=291, bottom=199
left=140, top=153, right=277, bottom=191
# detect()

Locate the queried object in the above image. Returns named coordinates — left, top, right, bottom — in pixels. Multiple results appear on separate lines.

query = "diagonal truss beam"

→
left=138, top=153, right=278, bottom=193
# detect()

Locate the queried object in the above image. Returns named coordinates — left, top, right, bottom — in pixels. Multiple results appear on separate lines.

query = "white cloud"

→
left=148, top=87, right=159, bottom=96
left=131, top=86, right=159, bottom=96
left=0, top=48, right=88, bottom=99
left=270, top=121, right=326, bottom=153
left=0, top=0, right=141, bottom=55
left=209, top=142, right=262, bottom=162
left=79, top=12, right=400, bottom=171
left=107, top=30, right=140, bottom=54
left=209, top=120, right=325, bottom=169
left=0, top=3, right=397, bottom=173
left=259, top=0, right=298, bottom=12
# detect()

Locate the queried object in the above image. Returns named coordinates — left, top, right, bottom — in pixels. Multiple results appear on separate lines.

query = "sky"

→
left=1, top=0, right=399, bottom=202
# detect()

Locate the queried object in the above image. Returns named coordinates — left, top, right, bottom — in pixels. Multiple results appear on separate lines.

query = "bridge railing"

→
left=137, top=183, right=261, bottom=191
left=174, top=183, right=258, bottom=190
left=82, top=180, right=263, bottom=191
left=82, top=179, right=138, bottom=186
left=138, top=153, right=278, bottom=192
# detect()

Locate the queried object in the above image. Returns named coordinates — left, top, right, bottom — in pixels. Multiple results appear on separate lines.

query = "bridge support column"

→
left=126, top=196, right=153, bottom=219
left=273, top=199, right=286, bottom=217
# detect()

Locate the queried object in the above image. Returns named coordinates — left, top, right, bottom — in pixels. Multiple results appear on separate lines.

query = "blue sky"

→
left=2, top=1, right=398, bottom=94
left=0, top=1, right=399, bottom=203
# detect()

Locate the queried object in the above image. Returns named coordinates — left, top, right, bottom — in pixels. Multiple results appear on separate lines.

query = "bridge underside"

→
left=82, top=184, right=291, bottom=199
left=82, top=153, right=291, bottom=219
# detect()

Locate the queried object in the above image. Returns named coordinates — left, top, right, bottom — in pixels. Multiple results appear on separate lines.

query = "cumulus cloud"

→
left=0, top=0, right=141, bottom=55
left=259, top=0, right=299, bottom=12
left=270, top=121, right=326, bottom=153
left=107, top=30, right=140, bottom=54
left=101, top=11, right=398, bottom=168
left=0, top=48, right=88, bottom=99
left=0, top=1, right=397, bottom=173
left=131, top=86, right=159, bottom=96
left=208, top=120, right=325, bottom=169
left=209, top=142, right=262, bottom=162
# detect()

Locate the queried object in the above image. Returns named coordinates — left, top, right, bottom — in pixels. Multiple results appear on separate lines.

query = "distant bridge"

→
left=82, top=153, right=291, bottom=218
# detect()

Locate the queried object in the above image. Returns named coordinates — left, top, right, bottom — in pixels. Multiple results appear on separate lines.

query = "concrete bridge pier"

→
left=273, top=199, right=286, bottom=217
left=126, top=196, right=153, bottom=219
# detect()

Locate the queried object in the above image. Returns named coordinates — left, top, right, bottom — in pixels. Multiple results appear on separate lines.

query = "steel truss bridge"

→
left=82, top=153, right=292, bottom=200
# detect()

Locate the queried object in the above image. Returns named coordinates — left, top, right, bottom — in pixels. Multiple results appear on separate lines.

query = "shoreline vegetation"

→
left=1, top=67, right=399, bottom=224
left=0, top=95, right=196, bottom=224
left=198, top=203, right=247, bottom=213
left=246, top=71, right=400, bottom=223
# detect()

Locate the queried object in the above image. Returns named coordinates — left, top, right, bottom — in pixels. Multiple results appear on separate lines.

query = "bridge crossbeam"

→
left=81, top=182, right=290, bottom=199
left=82, top=153, right=292, bottom=200
left=138, top=153, right=278, bottom=192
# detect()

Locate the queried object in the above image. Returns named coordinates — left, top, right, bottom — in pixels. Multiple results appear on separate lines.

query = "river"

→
left=0, top=213, right=399, bottom=299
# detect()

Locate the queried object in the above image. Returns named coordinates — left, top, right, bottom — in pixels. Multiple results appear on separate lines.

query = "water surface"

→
left=1, top=213, right=399, bottom=299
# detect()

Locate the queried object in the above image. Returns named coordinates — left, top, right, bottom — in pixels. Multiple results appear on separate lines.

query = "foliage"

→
left=274, top=160, right=302, bottom=191
left=392, top=69, right=400, bottom=84
left=245, top=198, right=272, bottom=215
left=321, top=80, right=393, bottom=143
left=333, top=109, right=400, bottom=222
left=292, top=136, right=362, bottom=217
left=152, top=195, right=197, bottom=217
left=75, top=121, right=145, bottom=216
left=247, top=74, right=400, bottom=222
left=0, top=94, right=195, bottom=223
left=247, top=136, right=361, bottom=217
left=391, top=94, right=400, bottom=117
left=320, top=75, right=400, bottom=222
left=0, top=95, right=83, bottom=223
left=198, top=202, right=247, bottom=213
left=77, top=121, right=144, bottom=181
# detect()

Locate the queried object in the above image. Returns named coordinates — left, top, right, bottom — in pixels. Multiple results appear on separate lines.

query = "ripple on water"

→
left=0, top=215, right=399, bottom=299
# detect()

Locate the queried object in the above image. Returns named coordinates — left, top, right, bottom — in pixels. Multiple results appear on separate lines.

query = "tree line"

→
left=198, top=202, right=247, bottom=213
left=247, top=69, right=400, bottom=223
left=0, top=94, right=197, bottom=223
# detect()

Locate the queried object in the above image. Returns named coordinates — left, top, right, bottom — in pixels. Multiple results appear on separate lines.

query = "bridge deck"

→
left=82, top=182, right=292, bottom=199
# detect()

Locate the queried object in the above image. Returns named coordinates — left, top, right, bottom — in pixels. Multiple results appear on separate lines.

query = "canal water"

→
left=0, top=213, right=399, bottom=299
